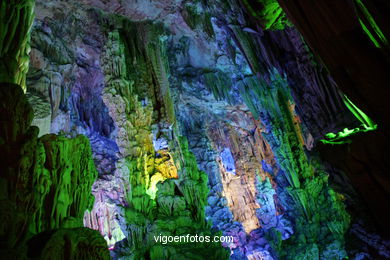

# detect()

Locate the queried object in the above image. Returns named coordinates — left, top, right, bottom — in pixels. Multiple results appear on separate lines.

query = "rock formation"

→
left=0, top=1, right=109, bottom=258
left=1, top=0, right=389, bottom=259
left=0, top=0, right=35, bottom=91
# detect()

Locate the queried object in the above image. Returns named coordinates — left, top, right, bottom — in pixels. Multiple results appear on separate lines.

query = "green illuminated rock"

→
left=321, top=94, right=377, bottom=144
left=120, top=136, right=228, bottom=259
left=241, top=0, right=291, bottom=30
left=0, top=0, right=35, bottom=91
left=0, top=83, right=106, bottom=258
left=31, top=133, right=97, bottom=233
left=354, top=0, right=388, bottom=49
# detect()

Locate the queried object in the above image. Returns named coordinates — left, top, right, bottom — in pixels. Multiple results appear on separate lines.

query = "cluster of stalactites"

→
left=0, top=0, right=35, bottom=92
left=0, top=83, right=106, bottom=259
left=98, top=22, right=228, bottom=257
left=245, top=71, right=350, bottom=258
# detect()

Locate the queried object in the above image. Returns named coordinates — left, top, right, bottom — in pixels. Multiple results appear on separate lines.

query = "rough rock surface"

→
left=0, top=83, right=108, bottom=258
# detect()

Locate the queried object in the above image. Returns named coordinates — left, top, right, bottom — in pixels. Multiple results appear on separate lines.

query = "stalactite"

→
left=240, top=0, right=291, bottom=30
left=0, top=0, right=35, bottom=91
left=182, top=2, right=215, bottom=38
left=204, top=71, right=234, bottom=103
left=96, top=24, right=228, bottom=258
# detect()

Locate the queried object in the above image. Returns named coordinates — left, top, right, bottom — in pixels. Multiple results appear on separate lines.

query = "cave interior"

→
left=0, top=0, right=389, bottom=259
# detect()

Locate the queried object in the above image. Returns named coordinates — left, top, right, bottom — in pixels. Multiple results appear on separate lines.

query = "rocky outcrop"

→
left=28, top=4, right=115, bottom=138
left=0, top=83, right=108, bottom=258
left=1, top=7, right=106, bottom=257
